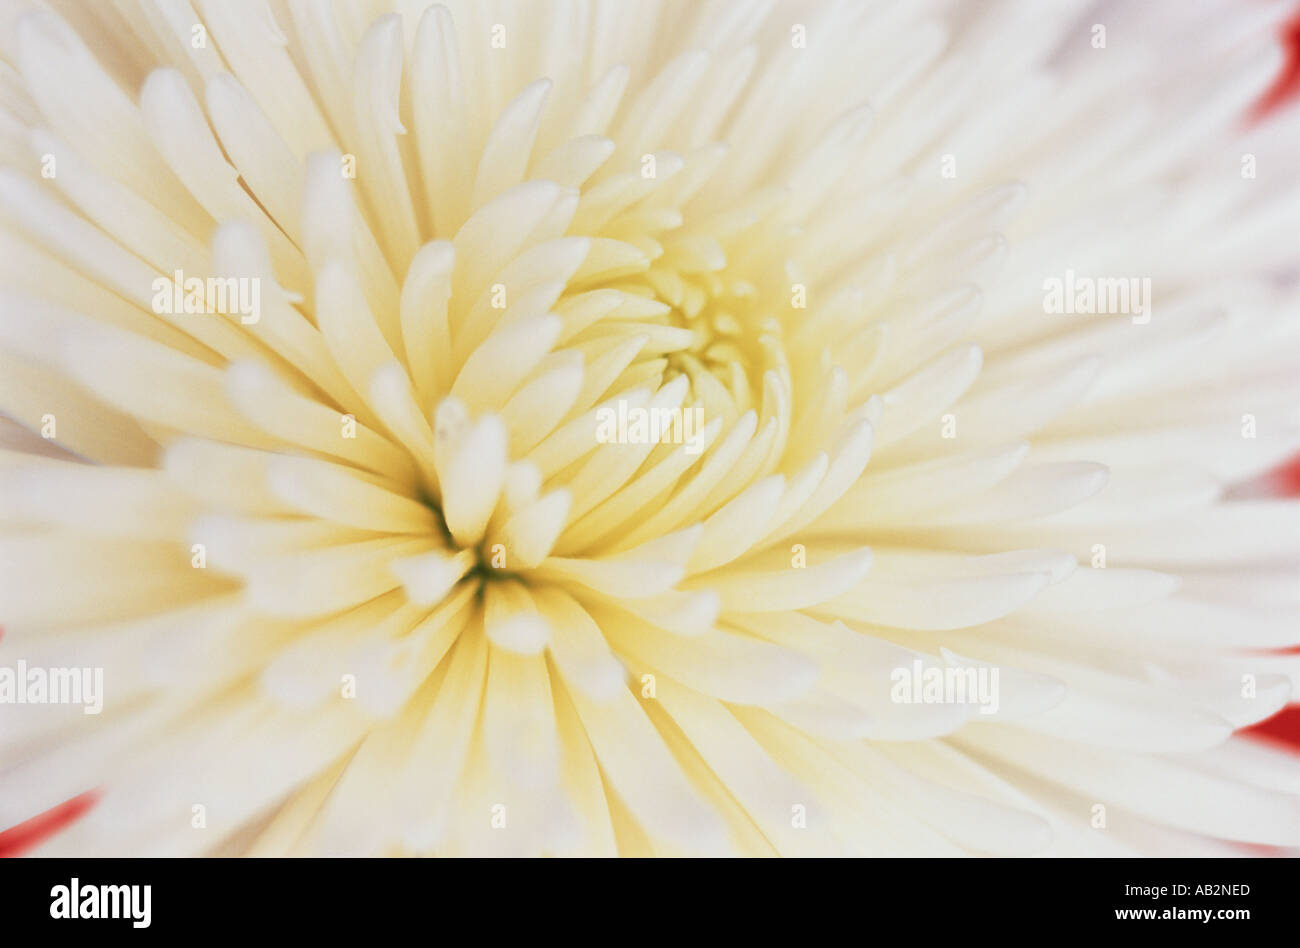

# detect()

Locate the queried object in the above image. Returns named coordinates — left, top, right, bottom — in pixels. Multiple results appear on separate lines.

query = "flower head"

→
left=0, top=0, right=1297, bottom=856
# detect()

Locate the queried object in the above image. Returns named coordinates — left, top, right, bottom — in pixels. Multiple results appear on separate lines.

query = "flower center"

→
left=645, top=269, right=791, bottom=408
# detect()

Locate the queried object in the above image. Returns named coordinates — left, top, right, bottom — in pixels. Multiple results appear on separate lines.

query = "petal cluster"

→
left=0, top=0, right=1297, bottom=856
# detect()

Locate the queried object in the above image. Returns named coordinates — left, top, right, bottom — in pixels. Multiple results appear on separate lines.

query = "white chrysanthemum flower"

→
left=0, top=0, right=1297, bottom=857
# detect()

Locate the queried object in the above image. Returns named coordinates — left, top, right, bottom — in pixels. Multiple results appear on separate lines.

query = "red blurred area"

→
left=1241, top=9, right=1300, bottom=751
left=1250, top=706, right=1300, bottom=745
left=1265, top=454, right=1300, bottom=495
left=1250, top=7, right=1300, bottom=117
left=0, top=791, right=98, bottom=858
